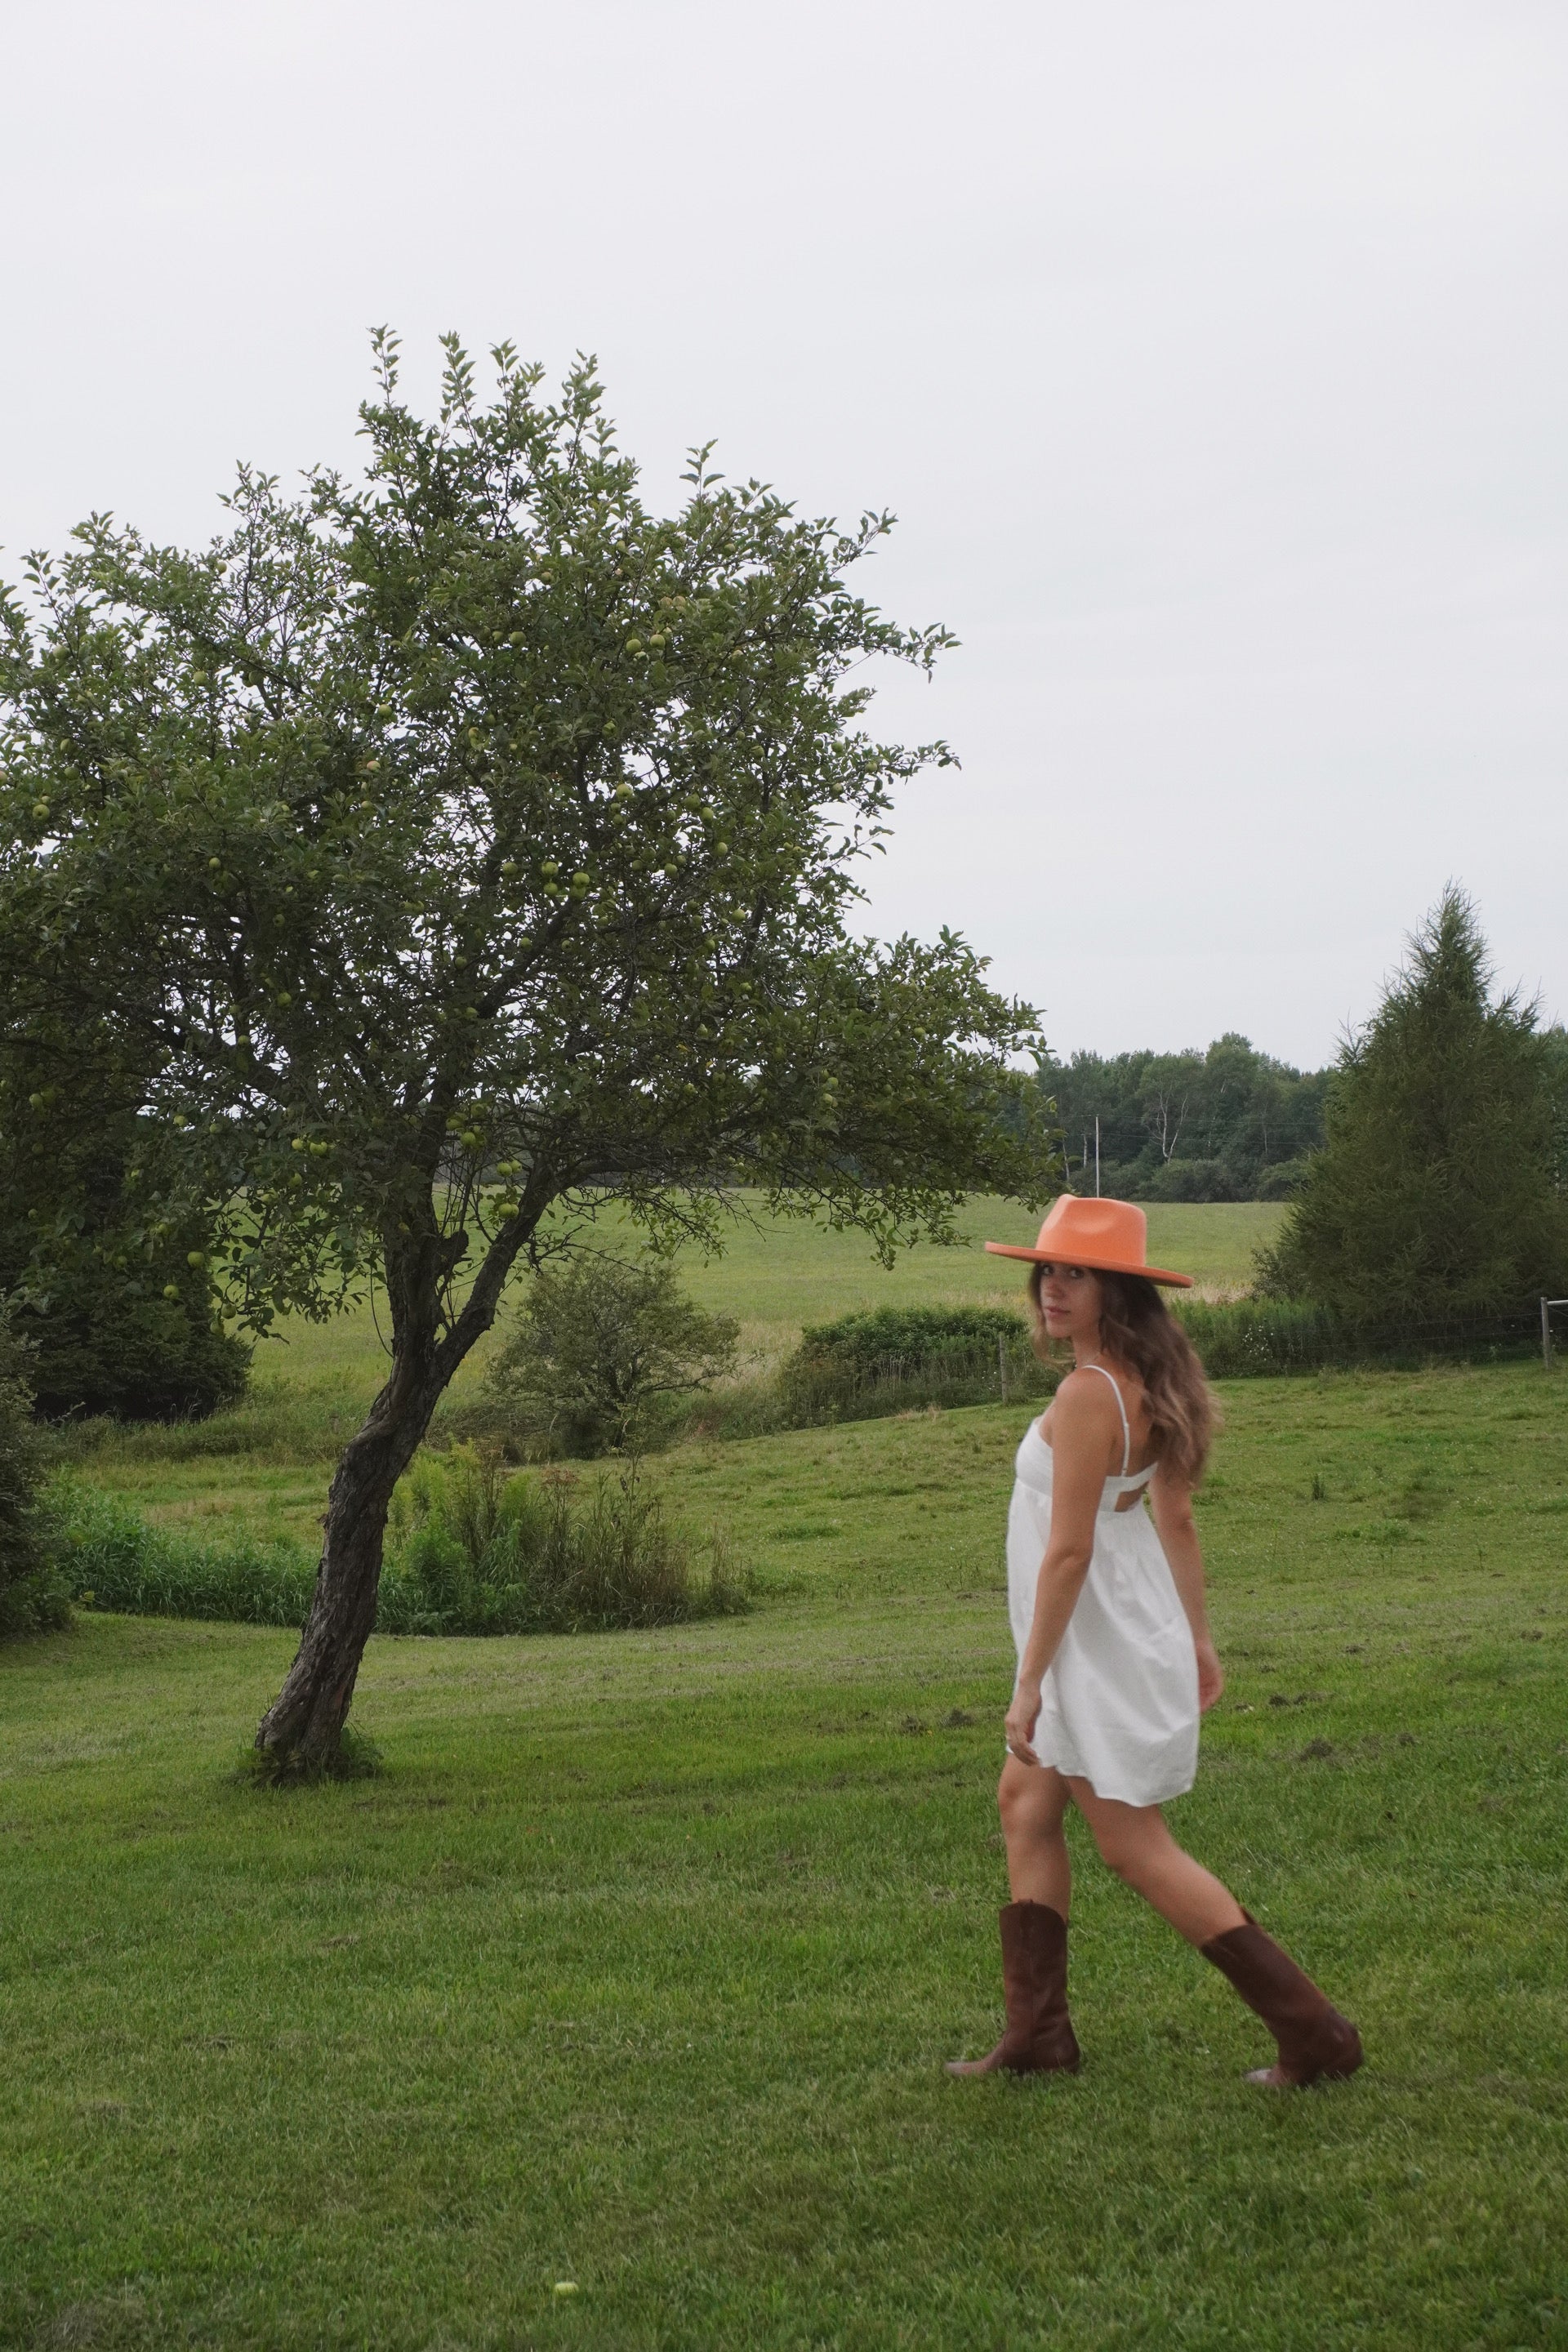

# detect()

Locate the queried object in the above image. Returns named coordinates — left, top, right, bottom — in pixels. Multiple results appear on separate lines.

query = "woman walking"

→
left=947, top=1196, right=1362, bottom=2090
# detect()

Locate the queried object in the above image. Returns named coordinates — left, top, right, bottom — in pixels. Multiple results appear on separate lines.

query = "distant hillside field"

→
left=247, top=1196, right=1285, bottom=1411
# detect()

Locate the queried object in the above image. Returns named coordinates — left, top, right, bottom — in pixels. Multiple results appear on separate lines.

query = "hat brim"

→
left=983, top=1240, right=1193, bottom=1288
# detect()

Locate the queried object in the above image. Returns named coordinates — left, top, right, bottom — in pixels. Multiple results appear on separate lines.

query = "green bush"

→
left=795, top=1304, right=1026, bottom=1374
left=15, top=1287, right=252, bottom=1424
left=476, top=1254, right=740, bottom=1459
left=1140, top=1157, right=1242, bottom=1204
left=777, top=1304, right=1053, bottom=1425
left=0, top=1307, right=70, bottom=1636
left=0, top=1117, right=250, bottom=1423
left=1253, top=1157, right=1309, bottom=1201
left=51, top=1479, right=315, bottom=1626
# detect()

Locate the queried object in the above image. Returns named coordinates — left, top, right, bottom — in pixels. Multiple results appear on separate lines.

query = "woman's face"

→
left=1035, top=1262, right=1105, bottom=1346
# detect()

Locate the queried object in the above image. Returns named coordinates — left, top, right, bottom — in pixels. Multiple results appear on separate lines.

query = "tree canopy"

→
left=0, top=334, right=1052, bottom=1765
left=0, top=1103, right=249, bottom=1420
left=1258, top=888, right=1568, bottom=1321
left=0, top=1306, right=67, bottom=1637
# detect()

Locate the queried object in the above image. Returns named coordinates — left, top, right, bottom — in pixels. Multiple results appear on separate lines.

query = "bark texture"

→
left=252, top=1364, right=441, bottom=1768
left=256, top=1197, right=537, bottom=1770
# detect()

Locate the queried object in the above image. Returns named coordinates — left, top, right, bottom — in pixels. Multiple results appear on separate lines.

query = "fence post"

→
left=998, top=1334, right=1009, bottom=1405
left=1545, top=1296, right=1556, bottom=1370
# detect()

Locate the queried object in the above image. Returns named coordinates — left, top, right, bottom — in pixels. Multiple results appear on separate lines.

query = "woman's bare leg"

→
left=1067, top=1778, right=1245, bottom=1945
left=998, top=1757, right=1073, bottom=1912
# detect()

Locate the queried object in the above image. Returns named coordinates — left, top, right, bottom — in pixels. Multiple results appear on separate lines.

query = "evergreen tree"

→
left=1258, top=889, right=1568, bottom=1320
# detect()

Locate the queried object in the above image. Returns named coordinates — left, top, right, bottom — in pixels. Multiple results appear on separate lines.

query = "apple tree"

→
left=0, top=335, right=1053, bottom=1770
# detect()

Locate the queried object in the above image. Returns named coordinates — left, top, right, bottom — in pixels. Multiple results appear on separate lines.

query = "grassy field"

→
left=60, top=1200, right=1284, bottom=1552
left=4, top=1357, right=1566, bottom=2349
left=163, top=1192, right=1284, bottom=1408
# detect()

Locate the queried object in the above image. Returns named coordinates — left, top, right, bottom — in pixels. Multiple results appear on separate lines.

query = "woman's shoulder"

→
left=1052, top=1366, right=1125, bottom=1423
left=1058, top=1361, right=1154, bottom=1442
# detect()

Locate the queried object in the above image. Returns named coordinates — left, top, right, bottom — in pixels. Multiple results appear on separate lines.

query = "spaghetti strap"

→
left=1080, top=1361, right=1131, bottom=1474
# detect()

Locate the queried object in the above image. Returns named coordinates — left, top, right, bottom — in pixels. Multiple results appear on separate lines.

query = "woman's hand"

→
left=1004, top=1680, right=1042, bottom=1766
left=1195, top=1636, right=1223, bottom=1713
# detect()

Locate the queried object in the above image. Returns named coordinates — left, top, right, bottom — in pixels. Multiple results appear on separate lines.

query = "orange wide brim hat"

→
left=984, top=1196, right=1193, bottom=1287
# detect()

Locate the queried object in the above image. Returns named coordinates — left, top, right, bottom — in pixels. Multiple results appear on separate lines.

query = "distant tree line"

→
left=1036, top=1033, right=1331, bottom=1201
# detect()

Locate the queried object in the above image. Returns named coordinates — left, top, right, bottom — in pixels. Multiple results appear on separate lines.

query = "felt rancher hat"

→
left=984, top=1196, right=1193, bottom=1287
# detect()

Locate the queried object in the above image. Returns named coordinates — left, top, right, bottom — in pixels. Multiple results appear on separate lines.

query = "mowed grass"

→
left=3, top=1361, right=1566, bottom=2350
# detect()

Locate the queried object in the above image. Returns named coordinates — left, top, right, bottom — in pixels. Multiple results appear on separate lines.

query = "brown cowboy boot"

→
left=1201, top=1913, right=1363, bottom=2087
left=946, top=1900, right=1082, bottom=2077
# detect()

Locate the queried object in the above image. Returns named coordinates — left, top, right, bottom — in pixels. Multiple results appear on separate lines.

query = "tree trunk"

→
left=255, top=1188, right=544, bottom=1770
left=254, top=1367, right=439, bottom=1771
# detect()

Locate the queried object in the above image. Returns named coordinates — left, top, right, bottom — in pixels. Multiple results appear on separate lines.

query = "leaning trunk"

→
left=255, top=1199, right=541, bottom=1770
left=255, top=1362, right=443, bottom=1770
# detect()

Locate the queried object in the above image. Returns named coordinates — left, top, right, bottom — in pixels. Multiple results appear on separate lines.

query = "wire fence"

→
left=1174, top=1298, right=1561, bottom=1378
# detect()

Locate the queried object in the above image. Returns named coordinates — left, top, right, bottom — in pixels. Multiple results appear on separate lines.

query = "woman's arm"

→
left=1149, top=1465, right=1223, bottom=1711
left=1003, top=1375, right=1117, bottom=1765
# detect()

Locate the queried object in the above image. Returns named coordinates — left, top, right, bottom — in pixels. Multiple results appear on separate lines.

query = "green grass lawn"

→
left=4, top=1360, right=1566, bottom=2349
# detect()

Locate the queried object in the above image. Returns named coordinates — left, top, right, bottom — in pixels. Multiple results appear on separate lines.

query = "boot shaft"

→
left=1201, top=1915, right=1362, bottom=2087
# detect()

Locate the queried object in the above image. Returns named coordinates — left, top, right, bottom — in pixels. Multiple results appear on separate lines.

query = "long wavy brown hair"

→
left=1027, top=1263, right=1218, bottom=1487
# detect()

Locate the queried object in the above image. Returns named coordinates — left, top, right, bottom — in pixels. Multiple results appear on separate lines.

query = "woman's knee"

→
left=996, top=1768, right=1030, bottom=1834
left=998, top=1762, right=1064, bottom=1840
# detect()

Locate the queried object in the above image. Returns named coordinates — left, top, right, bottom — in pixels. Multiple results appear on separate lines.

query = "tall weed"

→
left=47, top=1450, right=748, bottom=1637
left=383, top=1447, right=747, bottom=1634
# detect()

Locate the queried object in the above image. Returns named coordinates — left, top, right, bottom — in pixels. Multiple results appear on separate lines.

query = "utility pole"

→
left=1094, top=1117, right=1101, bottom=1198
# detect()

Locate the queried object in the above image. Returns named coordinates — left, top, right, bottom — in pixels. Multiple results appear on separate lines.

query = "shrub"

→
left=478, top=1254, right=740, bottom=1459
left=777, top=1303, right=1051, bottom=1424
left=1174, top=1296, right=1542, bottom=1377
left=16, top=1290, right=252, bottom=1424
left=1253, top=1157, right=1309, bottom=1201
left=0, top=1307, right=69, bottom=1636
left=1140, top=1157, right=1241, bottom=1204
left=51, top=1478, right=315, bottom=1626
left=0, top=1118, right=250, bottom=1423
left=383, top=1446, right=747, bottom=1634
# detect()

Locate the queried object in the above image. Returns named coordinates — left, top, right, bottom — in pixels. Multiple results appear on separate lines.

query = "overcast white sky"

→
left=3, top=1, right=1565, bottom=1068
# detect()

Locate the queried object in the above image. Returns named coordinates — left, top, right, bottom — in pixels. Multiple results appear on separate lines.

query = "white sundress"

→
left=1006, top=1364, right=1199, bottom=1807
